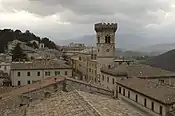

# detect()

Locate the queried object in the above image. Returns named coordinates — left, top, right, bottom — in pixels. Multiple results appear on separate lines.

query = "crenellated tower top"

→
left=94, top=23, right=118, bottom=32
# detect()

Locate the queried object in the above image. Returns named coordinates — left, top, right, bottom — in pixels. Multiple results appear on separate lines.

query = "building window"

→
left=97, top=36, right=100, bottom=43
left=144, top=98, right=147, bottom=107
left=45, top=71, right=50, bottom=76
left=37, top=72, right=40, bottom=76
left=105, top=35, right=111, bottom=43
left=27, top=80, right=30, bottom=84
left=119, top=87, right=121, bottom=94
left=18, top=81, right=21, bottom=86
left=55, top=71, right=60, bottom=76
left=48, top=72, right=50, bottom=76
left=160, top=106, right=162, bottom=115
left=17, top=72, right=20, bottom=77
left=123, top=88, right=125, bottom=96
left=107, top=77, right=109, bottom=83
left=27, top=72, right=30, bottom=76
left=79, top=57, right=81, bottom=60
left=151, top=102, right=154, bottom=111
left=128, top=91, right=130, bottom=98
left=102, top=75, right=104, bottom=81
left=136, top=95, right=138, bottom=102
left=65, top=71, right=68, bottom=75
left=112, top=78, right=114, bottom=84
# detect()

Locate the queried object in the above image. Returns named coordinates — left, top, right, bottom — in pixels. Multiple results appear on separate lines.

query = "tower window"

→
left=97, top=36, right=100, bottom=43
left=105, top=35, right=111, bottom=43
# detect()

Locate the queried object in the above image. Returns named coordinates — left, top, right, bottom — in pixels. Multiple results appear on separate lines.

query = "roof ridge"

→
left=76, top=90, right=102, bottom=116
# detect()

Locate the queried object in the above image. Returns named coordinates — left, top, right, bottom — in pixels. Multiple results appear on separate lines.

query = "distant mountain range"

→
left=58, top=34, right=175, bottom=55
left=58, top=34, right=152, bottom=50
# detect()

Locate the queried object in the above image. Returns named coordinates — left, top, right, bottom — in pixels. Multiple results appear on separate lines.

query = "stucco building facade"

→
left=11, top=59, right=72, bottom=86
left=115, top=78, right=175, bottom=116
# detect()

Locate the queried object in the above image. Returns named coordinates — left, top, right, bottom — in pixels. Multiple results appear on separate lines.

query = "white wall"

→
left=100, top=72, right=127, bottom=91
left=11, top=69, right=72, bottom=86
left=116, top=85, right=169, bottom=116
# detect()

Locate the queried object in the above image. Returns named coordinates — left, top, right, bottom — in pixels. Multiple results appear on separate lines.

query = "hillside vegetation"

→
left=143, top=49, right=175, bottom=72
left=0, top=29, right=57, bottom=53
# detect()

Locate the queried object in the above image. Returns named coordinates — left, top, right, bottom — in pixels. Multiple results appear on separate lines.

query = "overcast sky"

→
left=0, top=0, right=175, bottom=44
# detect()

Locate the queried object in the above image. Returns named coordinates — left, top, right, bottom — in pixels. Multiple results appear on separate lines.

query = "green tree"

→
left=12, top=43, right=28, bottom=61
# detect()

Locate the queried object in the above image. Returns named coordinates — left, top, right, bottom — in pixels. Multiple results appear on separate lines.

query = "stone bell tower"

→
left=94, top=23, right=118, bottom=68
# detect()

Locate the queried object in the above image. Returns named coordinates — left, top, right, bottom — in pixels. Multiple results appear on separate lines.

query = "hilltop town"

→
left=0, top=22, right=175, bottom=116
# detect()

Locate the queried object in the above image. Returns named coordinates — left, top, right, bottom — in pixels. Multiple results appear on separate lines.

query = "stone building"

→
left=7, top=40, right=25, bottom=53
left=0, top=62, right=11, bottom=75
left=71, top=23, right=118, bottom=84
left=95, top=23, right=117, bottom=68
left=10, top=59, right=72, bottom=86
left=62, top=42, right=86, bottom=57
left=115, top=78, right=175, bottom=116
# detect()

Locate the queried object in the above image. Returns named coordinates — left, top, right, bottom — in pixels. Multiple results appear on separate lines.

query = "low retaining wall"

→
left=20, top=78, right=114, bottom=105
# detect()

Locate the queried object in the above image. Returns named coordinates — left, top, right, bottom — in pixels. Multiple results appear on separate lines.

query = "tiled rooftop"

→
left=101, top=63, right=175, bottom=78
left=26, top=90, right=145, bottom=116
left=11, top=59, right=71, bottom=70
left=0, top=76, right=65, bottom=116
left=117, top=78, right=175, bottom=104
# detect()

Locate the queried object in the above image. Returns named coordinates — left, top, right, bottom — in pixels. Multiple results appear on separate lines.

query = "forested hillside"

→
left=0, top=29, right=57, bottom=53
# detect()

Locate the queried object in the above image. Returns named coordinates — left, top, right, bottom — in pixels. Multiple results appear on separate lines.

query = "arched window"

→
left=105, top=35, right=111, bottom=43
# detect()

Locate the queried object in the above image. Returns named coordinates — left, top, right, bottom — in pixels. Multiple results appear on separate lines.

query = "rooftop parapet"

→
left=94, top=23, right=118, bottom=32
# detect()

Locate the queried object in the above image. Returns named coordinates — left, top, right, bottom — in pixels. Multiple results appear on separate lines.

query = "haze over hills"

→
left=58, top=34, right=175, bottom=55
left=134, top=43, right=175, bottom=53
left=58, top=34, right=153, bottom=50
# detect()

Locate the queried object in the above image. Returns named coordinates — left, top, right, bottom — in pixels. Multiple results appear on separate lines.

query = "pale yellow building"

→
left=11, top=59, right=72, bottom=86
left=71, top=48, right=98, bottom=83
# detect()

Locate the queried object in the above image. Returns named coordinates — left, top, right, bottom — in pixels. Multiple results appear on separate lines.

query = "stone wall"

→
left=18, top=77, right=114, bottom=108
left=20, top=81, right=64, bottom=105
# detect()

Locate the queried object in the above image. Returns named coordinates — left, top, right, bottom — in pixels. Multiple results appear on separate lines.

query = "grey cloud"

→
left=29, top=0, right=170, bottom=15
left=1, top=0, right=175, bottom=48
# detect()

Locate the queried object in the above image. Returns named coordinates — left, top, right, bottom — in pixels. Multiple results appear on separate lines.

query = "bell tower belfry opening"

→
left=94, top=23, right=118, bottom=68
